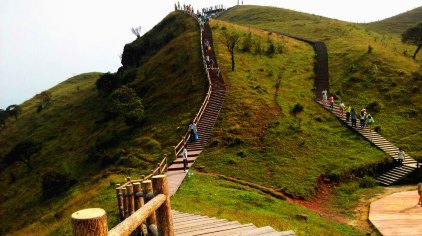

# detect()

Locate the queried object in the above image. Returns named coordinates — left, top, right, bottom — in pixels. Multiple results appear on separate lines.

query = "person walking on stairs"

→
left=328, top=95, right=334, bottom=111
left=351, top=108, right=357, bottom=128
left=397, top=147, right=405, bottom=167
left=367, top=114, right=374, bottom=132
left=418, top=182, right=422, bottom=206
left=322, top=89, right=328, bottom=105
left=339, top=101, right=345, bottom=117
left=182, top=145, right=188, bottom=172
left=359, top=110, right=366, bottom=129
left=345, top=105, right=351, bottom=122
left=188, top=123, right=197, bottom=142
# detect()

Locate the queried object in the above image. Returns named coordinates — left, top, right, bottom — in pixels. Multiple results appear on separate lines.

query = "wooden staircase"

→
left=165, top=19, right=226, bottom=195
left=317, top=101, right=419, bottom=185
left=173, top=211, right=295, bottom=236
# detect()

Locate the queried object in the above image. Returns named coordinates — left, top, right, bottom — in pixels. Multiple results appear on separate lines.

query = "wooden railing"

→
left=172, top=9, right=213, bottom=160
left=71, top=175, right=173, bottom=236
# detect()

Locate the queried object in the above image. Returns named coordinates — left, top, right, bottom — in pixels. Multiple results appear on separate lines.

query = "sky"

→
left=1, top=0, right=421, bottom=109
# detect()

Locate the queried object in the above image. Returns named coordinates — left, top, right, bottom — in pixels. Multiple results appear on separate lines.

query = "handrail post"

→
left=116, top=184, right=124, bottom=221
left=122, top=187, right=128, bottom=218
left=152, top=175, right=174, bottom=236
left=173, top=146, right=177, bottom=160
left=142, top=180, right=157, bottom=235
left=126, top=184, right=135, bottom=216
left=133, top=182, right=146, bottom=235
left=165, top=154, right=168, bottom=172
left=71, top=208, right=108, bottom=236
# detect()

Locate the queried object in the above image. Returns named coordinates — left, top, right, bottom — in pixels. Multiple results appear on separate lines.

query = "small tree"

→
left=221, top=31, right=241, bottom=71
left=242, top=32, right=253, bottom=52
left=110, top=86, right=145, bottom=125
left=402, top=22, right=422, bottom=59
left=96, top=72, right=121, bottom=95
left=6, top=105, right=21, bottom=120
left=4, top=141, right=41, bottom=171
left=131, top=26, right=142, bottom=38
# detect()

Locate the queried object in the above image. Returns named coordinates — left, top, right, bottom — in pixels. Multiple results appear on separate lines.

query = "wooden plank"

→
left=369, top=191, right=422, bottom=236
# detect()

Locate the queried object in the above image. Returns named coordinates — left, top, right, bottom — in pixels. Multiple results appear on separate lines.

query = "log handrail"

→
left=72, top=175, right=173, bottom=236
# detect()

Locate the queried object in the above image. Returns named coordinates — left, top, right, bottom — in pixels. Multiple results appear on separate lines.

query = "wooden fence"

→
left=71, top=175, right=173, bottom=236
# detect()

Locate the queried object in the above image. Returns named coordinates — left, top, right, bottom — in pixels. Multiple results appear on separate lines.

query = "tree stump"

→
left=71, top=208, right=108, bottom=236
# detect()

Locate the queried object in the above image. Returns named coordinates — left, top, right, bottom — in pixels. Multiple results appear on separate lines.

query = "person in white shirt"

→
left=182, top=145, right=188, bottom=172
left=397, top=148, right=405, bottom=167
left=339, top=101, right=345, bottom=117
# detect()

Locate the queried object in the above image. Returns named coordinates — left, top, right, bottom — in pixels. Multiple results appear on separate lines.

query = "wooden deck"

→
left=369, top=191, right=422, bottom=236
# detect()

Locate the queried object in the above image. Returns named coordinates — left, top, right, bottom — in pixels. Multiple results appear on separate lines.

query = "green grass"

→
left=194, top=20, right=386, bottom=198
left=362, top=6, right=422, bottom=35
left=218, top=5, right=422, bottom=161
left=172, top=172, right=365, bottom=236
left=0, top=11, right=206, bottom=235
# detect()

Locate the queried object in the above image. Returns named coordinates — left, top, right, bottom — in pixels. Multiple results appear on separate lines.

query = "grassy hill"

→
left=173, top=19, right=385, bottom=235
left=0, top=11, right=206, bottom=235
left=362, top=6, right=422, bottom=35
left=218, top=5, right=422, bottom=161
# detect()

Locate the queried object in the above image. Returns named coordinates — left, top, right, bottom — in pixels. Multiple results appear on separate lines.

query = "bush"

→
left=109, top=86, right=145, bottom=125
left=42, top=171, right=77, bottom=199
left=367, top=101, right=383, bottom=113
left=96, top=72, right=121, bottom=95
left=242, top=32, right=253, bottom=52
left=266, top=42, right=276, bottom=56
left=292, top=103, right=304, bottom=115
left=368, top=45, right=373, bottom=53
left=358, top=176, right=378, bottom=188
left=374, top=126, right=381, bottom=133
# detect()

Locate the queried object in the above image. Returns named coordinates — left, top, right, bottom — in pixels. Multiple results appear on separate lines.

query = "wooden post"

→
left=133, top=182, right=146, bottom=235
left=116, top=185, right=124, bottom=221
left=142, top=180, right=157, bottom=234
left=152, top=175, right=174, bottom=236
left=71, top=208, right=108, bottom=236
left=165, top=154, right=168, bottom=172
left=173, top=146, right=177, bottom=159
left=126, top=184, right=135, bottom=216
left=158, top=163, right=163, bottom=174
left=123, top=187, right=128, bottom=218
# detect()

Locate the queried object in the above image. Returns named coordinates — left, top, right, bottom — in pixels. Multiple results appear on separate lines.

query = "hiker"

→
left=397, top=147, right=405, bottom=167
left=188, top=123, right=195, bottom=142
left=339, top=101, right=345, bottom=117
left=328, top=95, right=334, bottom=110
left=367, top=114, right=374, bottom=132
left=351, top=108, right=357, bottom=128
left=209, top=58, right=214, bottom=68
left=322, top=89, right=328, bottom=105
left=359, top=110, right=366, bottom=129
left=418, top=182, right=422, bottom=206
left=182, top=145, right=188, bottom=172
left=345, top=105, right=351, bottom=122
left=205, top=55, right=210, bottom=65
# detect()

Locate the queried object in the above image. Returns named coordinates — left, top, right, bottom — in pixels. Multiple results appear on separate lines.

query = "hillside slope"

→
left=362, top=6, right=422, bottom=35
left=0, top=11, right=206, bottom=235
left=219, top=5, right=422, bottom=160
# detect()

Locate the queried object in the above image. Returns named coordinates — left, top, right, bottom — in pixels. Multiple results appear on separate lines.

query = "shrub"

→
left=367, top=101, right=383, bottom=113
left=96, top=72, right=122, bottom=95
left=358, top=176, right=378, bottom=188
left=242, top=32, right=253, bottom=52
left=374, top=126, right=381, bottom=133
left=109, top=86, right=145, bottom=125
left=42, top=171, right=77, bottom=199
left=368, top=45, right=373, bottom=53
left=292, top=103, right=304, bottom=115
left=254, top=40, right=262, bottom=54
left=266, top=41, right=276, bottom=56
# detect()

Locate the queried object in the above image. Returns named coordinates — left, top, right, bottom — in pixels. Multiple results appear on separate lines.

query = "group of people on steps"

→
left=322, top=89, right=407, bottom=168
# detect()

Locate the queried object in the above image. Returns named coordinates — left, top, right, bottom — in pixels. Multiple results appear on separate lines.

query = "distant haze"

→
left=1, top=0, right=421, bottom=109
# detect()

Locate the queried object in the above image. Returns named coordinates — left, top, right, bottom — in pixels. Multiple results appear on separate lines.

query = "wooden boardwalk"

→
left=369, top=191, right=422, bottom=236
left=172, top=211, right=295, bottom=236
left=318, top=101, right=419, bottom=185
left=165, top=18, right=226, bottom=196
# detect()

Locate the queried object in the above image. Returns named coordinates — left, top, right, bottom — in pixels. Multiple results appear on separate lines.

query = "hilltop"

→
left=0, top=11, right=206, bottom=235
left=363, top=6, right=422, bottom=35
